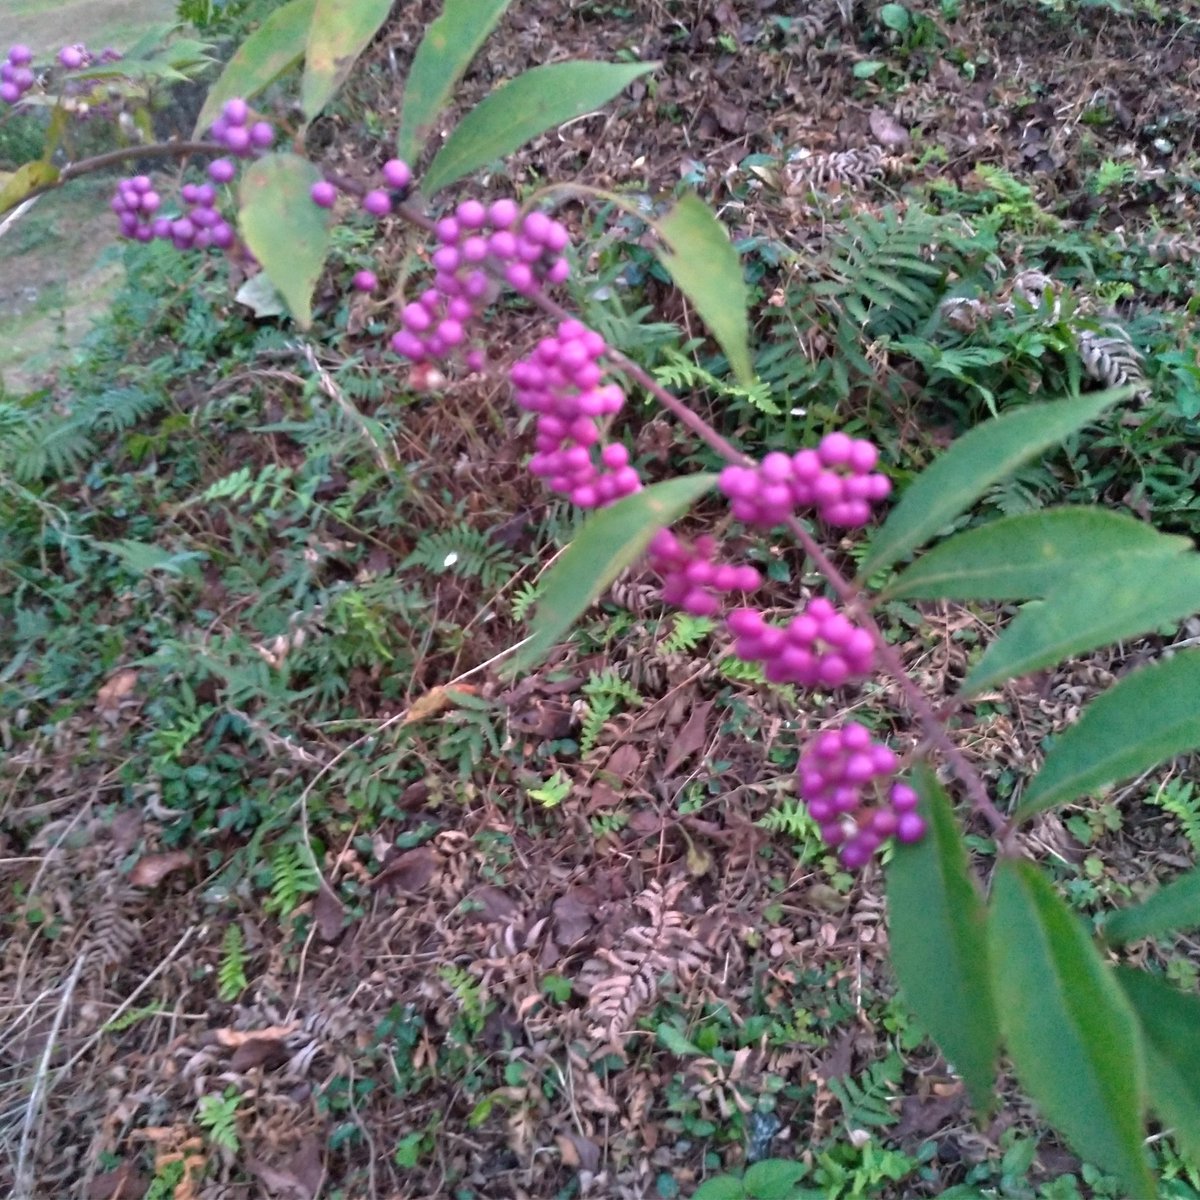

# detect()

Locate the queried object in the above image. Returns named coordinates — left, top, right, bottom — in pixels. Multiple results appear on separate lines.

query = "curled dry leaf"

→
left=215, top=1024, right=298, bottom=1048
left=128, top=850, right=192, bottom=889
left=402, top=683, right=480, bottom=724
left=313, top=881, right=347, bottom=942
left=95, top=668, right=139, bottom=714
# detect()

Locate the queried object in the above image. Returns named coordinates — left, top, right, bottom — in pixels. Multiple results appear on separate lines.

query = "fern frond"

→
left=217, top=924, right=249, bottom=1001
left=401, top=522, right=516, bottom=589
left=580, top=692, right=618, bottom=757
left=583, top=669, right=643, bottom=708
left=652, top=346, right=781, bottom=414
left=1147, top=779, right=1200, bottom=856
left=197, top=1092, right=241, bottom=1152
left=510, top=580, right=542, bottom=622
left=264, top=842, right=319, bottom=917
left=659, top=613, right=715, bottom=655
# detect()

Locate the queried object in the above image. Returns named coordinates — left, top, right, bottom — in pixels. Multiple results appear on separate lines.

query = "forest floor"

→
left=3, top=2, right=1200, bottom=1199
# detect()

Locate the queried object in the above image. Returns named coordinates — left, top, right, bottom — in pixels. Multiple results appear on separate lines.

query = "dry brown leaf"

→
left=313, top=882, right=347, bottom=942
left=87, top=1162, right=148, bottom=1200
left=230, top=1037, right=289, bottom=1072
left=553, top=887, right=599, bottom=945
left=96, top=669, right=139, bottom=712
left=215, top=1024, right=297, bottom=1048
left=402, top=683, right=479, bottom=724
left=664, top=701, right=712, bottom=774
left=869, top=107, right=910, bottom=148
left=129, top=851, right=191, bottom=889
left=371, top=844, right=439, bottom=893
left=472, top=884, right=520, bottom=924
left=555, top=1131, right=601, bottom=1172
left=605, top=743, right=642, bottom=780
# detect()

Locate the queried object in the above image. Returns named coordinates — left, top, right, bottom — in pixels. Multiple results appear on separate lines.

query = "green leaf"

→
left=301, top=0, right=393, bottom=119
left=193, top=0, right=317, bottom=136
left=656, top=1024, right=703, bottom=1057
left=742, top=1160, right=810, bottom=1200
left=0, top=160, right=59, bottom=214
left=989, top=859, right=1152, bottom=1198
left=962, top=555, right=1200, bottom=695
left=885, top=507, right=1190, bottom=602
left=395, top=0, right=514, bottom=168
left=238, top=153, right=331, bottom=329
left=1018, top=649, right=1200, bottom=818
left=885, top=766, right=999, bottom=1113
left=1116, top=967, right=1200, bottom=1165
left=879, top=3, right=912, bottom=31
left=652, top=194, right=754, bottom=388
left=422, top=59, right=655, bottom=195
left=508, top=475, right=715, bottom=675
left=1103, top=866, right=1200, bottom=946
left=858, top=388, right=1134, bottom=580
left=96, top=539, right=204, bottom=576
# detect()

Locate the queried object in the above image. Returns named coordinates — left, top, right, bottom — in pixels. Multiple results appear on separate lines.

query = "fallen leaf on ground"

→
left=129, top=851, right=191, bottom=888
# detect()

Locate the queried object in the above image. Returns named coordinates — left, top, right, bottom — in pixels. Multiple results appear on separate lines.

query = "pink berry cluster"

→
left=207, top=97, right=275, bottom=159
left=110, top=176, right=235, bottom=250
left=647, top=529, right=762, bottom=616
left=719, top=434, right=892, bottom=529
left=726, top=598, right=875, bottom=688
left=309, top=158, right=412, bottom=214
left=512, top=320, right=641, bottom=509
left=2, top=41, right=123, bottom=105
left=1, top=44, right=34, bottom=104
left=797, top=722, right=925, bottom=868
left=388, top=197, right=573, bottom=368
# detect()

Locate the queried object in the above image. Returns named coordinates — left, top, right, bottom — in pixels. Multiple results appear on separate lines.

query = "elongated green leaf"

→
left=194, top=0, right=316, bottom=135
left=859, top=388, right=1134, bottom=580
left=422, top=60, right=655, bottom=195
left=238, top=153, right=331, bottom=329
left=885, top=766, right=999, bottom=1113
left=507, top=475, right=715, bottom=675
left=885, top=507, right=1190, bottom=602
left=302, top=0, right=393, bottom=119
left=652, top=194, right=754, bottom=388
left=1117, top=967, right=1200, bottom=1165
left=963, top=556, right=1200, bottom=695
left=395, top=0, right=514, bottom=168
left=990, top=860, right=1151, bottom=1198
left=1019, top=650, right=1200, bottom=818
left=1104, top=866, right=1200, bottom=945
left=0, top=160, right=58, bottom=214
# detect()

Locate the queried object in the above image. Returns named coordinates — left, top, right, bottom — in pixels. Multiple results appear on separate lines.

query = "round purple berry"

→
left=222, top=97, right=249, bottom=126
left=353, top=269, right=378, bottom=293
left=310, top=179, right=337, bottom=208
left=249, top=121, right=274, bottom=149
left=363, top=189, right=392, bottom=217
left=382, top=158, right=411, bottom=190
left=208, top=158, right=236, bottom=184
left=58, top=45, right=84, bottom=69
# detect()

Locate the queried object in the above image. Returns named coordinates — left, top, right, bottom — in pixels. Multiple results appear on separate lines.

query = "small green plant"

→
left=217, top=924, right=249, bottom=1002
left=197, top=1089, right=241, bottom=1152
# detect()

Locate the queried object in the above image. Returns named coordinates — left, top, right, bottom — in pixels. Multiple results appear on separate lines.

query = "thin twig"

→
left=13, top=956, right=84, bottom=1200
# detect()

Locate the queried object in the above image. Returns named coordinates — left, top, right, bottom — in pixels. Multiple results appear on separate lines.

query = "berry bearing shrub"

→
left=5, top=7, right=1200, bottom=1195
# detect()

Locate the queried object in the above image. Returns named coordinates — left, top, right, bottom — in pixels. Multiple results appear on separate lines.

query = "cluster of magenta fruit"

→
left=719, top=436, right=892, bottom=530
left=1, top=41, right=123, bottom=106
left=797, top=724, right=925, bottom=867
left=340, top=164, right=921, bottom=863
left=109, top=98, right=272, bottom=253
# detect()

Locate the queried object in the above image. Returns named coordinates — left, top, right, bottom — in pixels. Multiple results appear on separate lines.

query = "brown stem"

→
left=2, top=140, right=230, bottom=214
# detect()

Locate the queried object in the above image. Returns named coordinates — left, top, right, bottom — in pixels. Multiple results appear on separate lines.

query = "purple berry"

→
left=8, top=45, right=33, bottom=66
left=896, top=812, right=927, bottom=844
left=222, top=97, right=249, bottom=126
left=58, top=45, right=84, bottom=69
left=456, top=199, right=486, bottom=229
left=310, top=180, right=337, bottom=208
left=1, top=81, right=22, bottom=103
left=382, top=158, right=411, bottom=190
left=223, top=125, right=251, bottom=154
left=353, top=269, right=378, bottom=293
left=363, top=189, right=392, bottom=217
left=489, top=198, right=518, bottom=228
left=249, top=121, right=274, bottom=149
left=208, top=158, right=236, bottom=184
